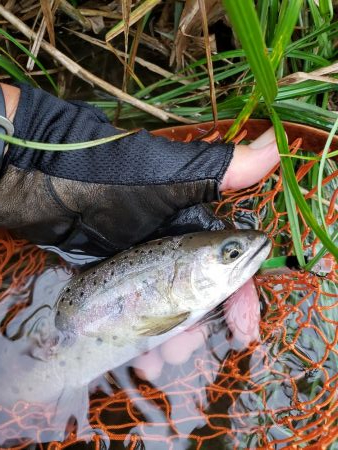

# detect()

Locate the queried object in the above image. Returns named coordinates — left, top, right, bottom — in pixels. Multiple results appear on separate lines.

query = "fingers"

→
left=149, top=204, right=228, bottom=240
left=132, top=326, right=207, bottom=381
left=249, top=126, right=278, bottom=150
left=223, top=278, right=260, bottom=348
left=160, top=326, right=206, bottom=365
left=132, top=347, right=164, bottom=381
left=220, top=127, right=281, bottom=190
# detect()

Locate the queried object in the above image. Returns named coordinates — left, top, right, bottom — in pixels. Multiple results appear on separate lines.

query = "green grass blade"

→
left=307, top=0, right=331, bottom=58
left=287, top=49, right=329, bottom=66
left=275, top=80, right=338, bottom=101
left=142, top=64, right=248, bottom=104
left=317, top=116, right=338, bottom=231
left=266, top=0, right=279, bottom=45
left=270, top=107, right=338, bottom=261
left=0, top=28, right=58, bottom=93
left=224, top=88, right=260, bottom=141
left=222, top=0, right=277, bottom=105
left=257, top=0, right=269, bottom=38
left=0, top=131, right=136, bottom=151
left=283, top=171, right=306, bottom=266
left=287, top=21, right=338, bottom=52
left=319, top=0, right=333, bottom=19
left=223, top=0, right=303, bottom=140
left=260, top=256, right=289, bottom=270
left=327, top=149, right=338, bottom=159
left=0, top=54, right=30, bottom=82
left=305, top=230, right=338, bottom=270
left=270, top=0, right=303, bottom=69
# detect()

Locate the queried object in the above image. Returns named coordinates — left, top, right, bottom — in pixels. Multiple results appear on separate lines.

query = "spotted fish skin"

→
left=53, top=230, right=271, bottom=386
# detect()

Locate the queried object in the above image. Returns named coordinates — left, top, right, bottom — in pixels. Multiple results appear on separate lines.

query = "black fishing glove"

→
left=0, top=83, right=234, bottom=256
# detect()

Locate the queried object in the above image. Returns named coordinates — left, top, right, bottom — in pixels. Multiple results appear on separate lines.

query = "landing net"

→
left=0, top=130, right=337, bottom=450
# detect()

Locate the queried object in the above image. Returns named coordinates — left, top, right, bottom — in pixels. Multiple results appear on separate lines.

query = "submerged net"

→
left=0, top=130, right=337, bottom=450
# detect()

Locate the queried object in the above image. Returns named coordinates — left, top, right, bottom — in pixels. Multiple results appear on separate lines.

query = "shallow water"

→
left=0, top=243, right=336, bottom=449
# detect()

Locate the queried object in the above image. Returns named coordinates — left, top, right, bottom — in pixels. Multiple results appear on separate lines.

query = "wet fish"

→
left=0, top=230, right=271, bottom=445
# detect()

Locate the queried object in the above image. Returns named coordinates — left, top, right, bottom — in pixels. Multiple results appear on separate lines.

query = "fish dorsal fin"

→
left=137, top=312, right=190, bottom=336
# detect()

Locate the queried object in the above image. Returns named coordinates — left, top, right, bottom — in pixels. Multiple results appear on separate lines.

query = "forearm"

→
left=0, top=82, right=233, bottom=190
left=0, top=82, right=235, bottom=255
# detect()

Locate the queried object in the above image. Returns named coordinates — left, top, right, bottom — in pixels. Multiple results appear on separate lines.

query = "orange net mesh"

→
left=0, top=132, right=337, bottom=450
left=0, top=232, right=47, bottom=330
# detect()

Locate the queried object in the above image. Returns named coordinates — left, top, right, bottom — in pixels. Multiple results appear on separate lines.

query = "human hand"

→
left=220, top=127, right=280, bottom=190
left=153, top=127, right=280, bottom=239
left=0, top=83, right=280, bottom=257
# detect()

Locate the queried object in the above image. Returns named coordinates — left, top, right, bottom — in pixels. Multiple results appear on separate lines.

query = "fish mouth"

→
left=232, top=236, right=271, bottom=277
left=251, top=237, right=271, bottom=261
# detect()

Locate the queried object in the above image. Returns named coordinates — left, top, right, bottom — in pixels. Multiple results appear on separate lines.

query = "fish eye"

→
left=222, top=240, right=243, bottom=263
left=229, top=249, right=239, bottom=259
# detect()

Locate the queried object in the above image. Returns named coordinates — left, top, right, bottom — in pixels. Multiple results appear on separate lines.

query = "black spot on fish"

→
left=51, top=335, right=60, bottom=346
left=140, top=250, right=145, bottom=254
left=92, top=271, right=96, bottom=275
left=111, top=271, right=114, bottom=276
left=157, top=241, right=162, bottom=245
left=80, top=277, right=84, bottom=283
left=96, top=337, right=103, bottom=345
left=110, top=260, right=116, bottom=265
left=66, top=287, right=71, bottom=293
left=69, top=300, right=73, bottom=306
left=60, top=297, right=65, bottom=302
left=104, top=279, right=107, bottom=284
left=134, top=249, right=139, bottom=253
left=80, top=292, right=84, bottom=297
left=129, top=261, right=133, bottom=266
left=93, top=280, right=97, bottom=286
left=116, top=297, right=124, bottom=314
left=59, top=360, right=66, bottom=367
left=148, top=250, right=152, bottom=254
left=162, top=250, right=165, bottom=255
left=56, top=311, right=60, bottom=316
left=124, top=256, right=128, bottom=260
left=178, top=243, right=182, bottom=247
left=189, top=236, right=193, bottom=239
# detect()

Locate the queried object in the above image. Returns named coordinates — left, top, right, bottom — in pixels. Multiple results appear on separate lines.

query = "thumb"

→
left=220, top=128, right=281, bottom=191
left=249, top=126, right=278, bottom=150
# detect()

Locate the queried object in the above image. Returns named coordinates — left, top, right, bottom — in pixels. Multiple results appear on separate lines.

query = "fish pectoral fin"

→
left=137, top=312, right=190, bottom=336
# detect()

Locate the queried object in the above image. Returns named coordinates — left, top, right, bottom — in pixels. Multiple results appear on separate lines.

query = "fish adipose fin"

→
left=138, top=312, right=190, bottom=336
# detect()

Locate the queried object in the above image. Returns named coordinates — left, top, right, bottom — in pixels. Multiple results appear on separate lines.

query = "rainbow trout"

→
left=0, top=230, right=270, bottom=445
